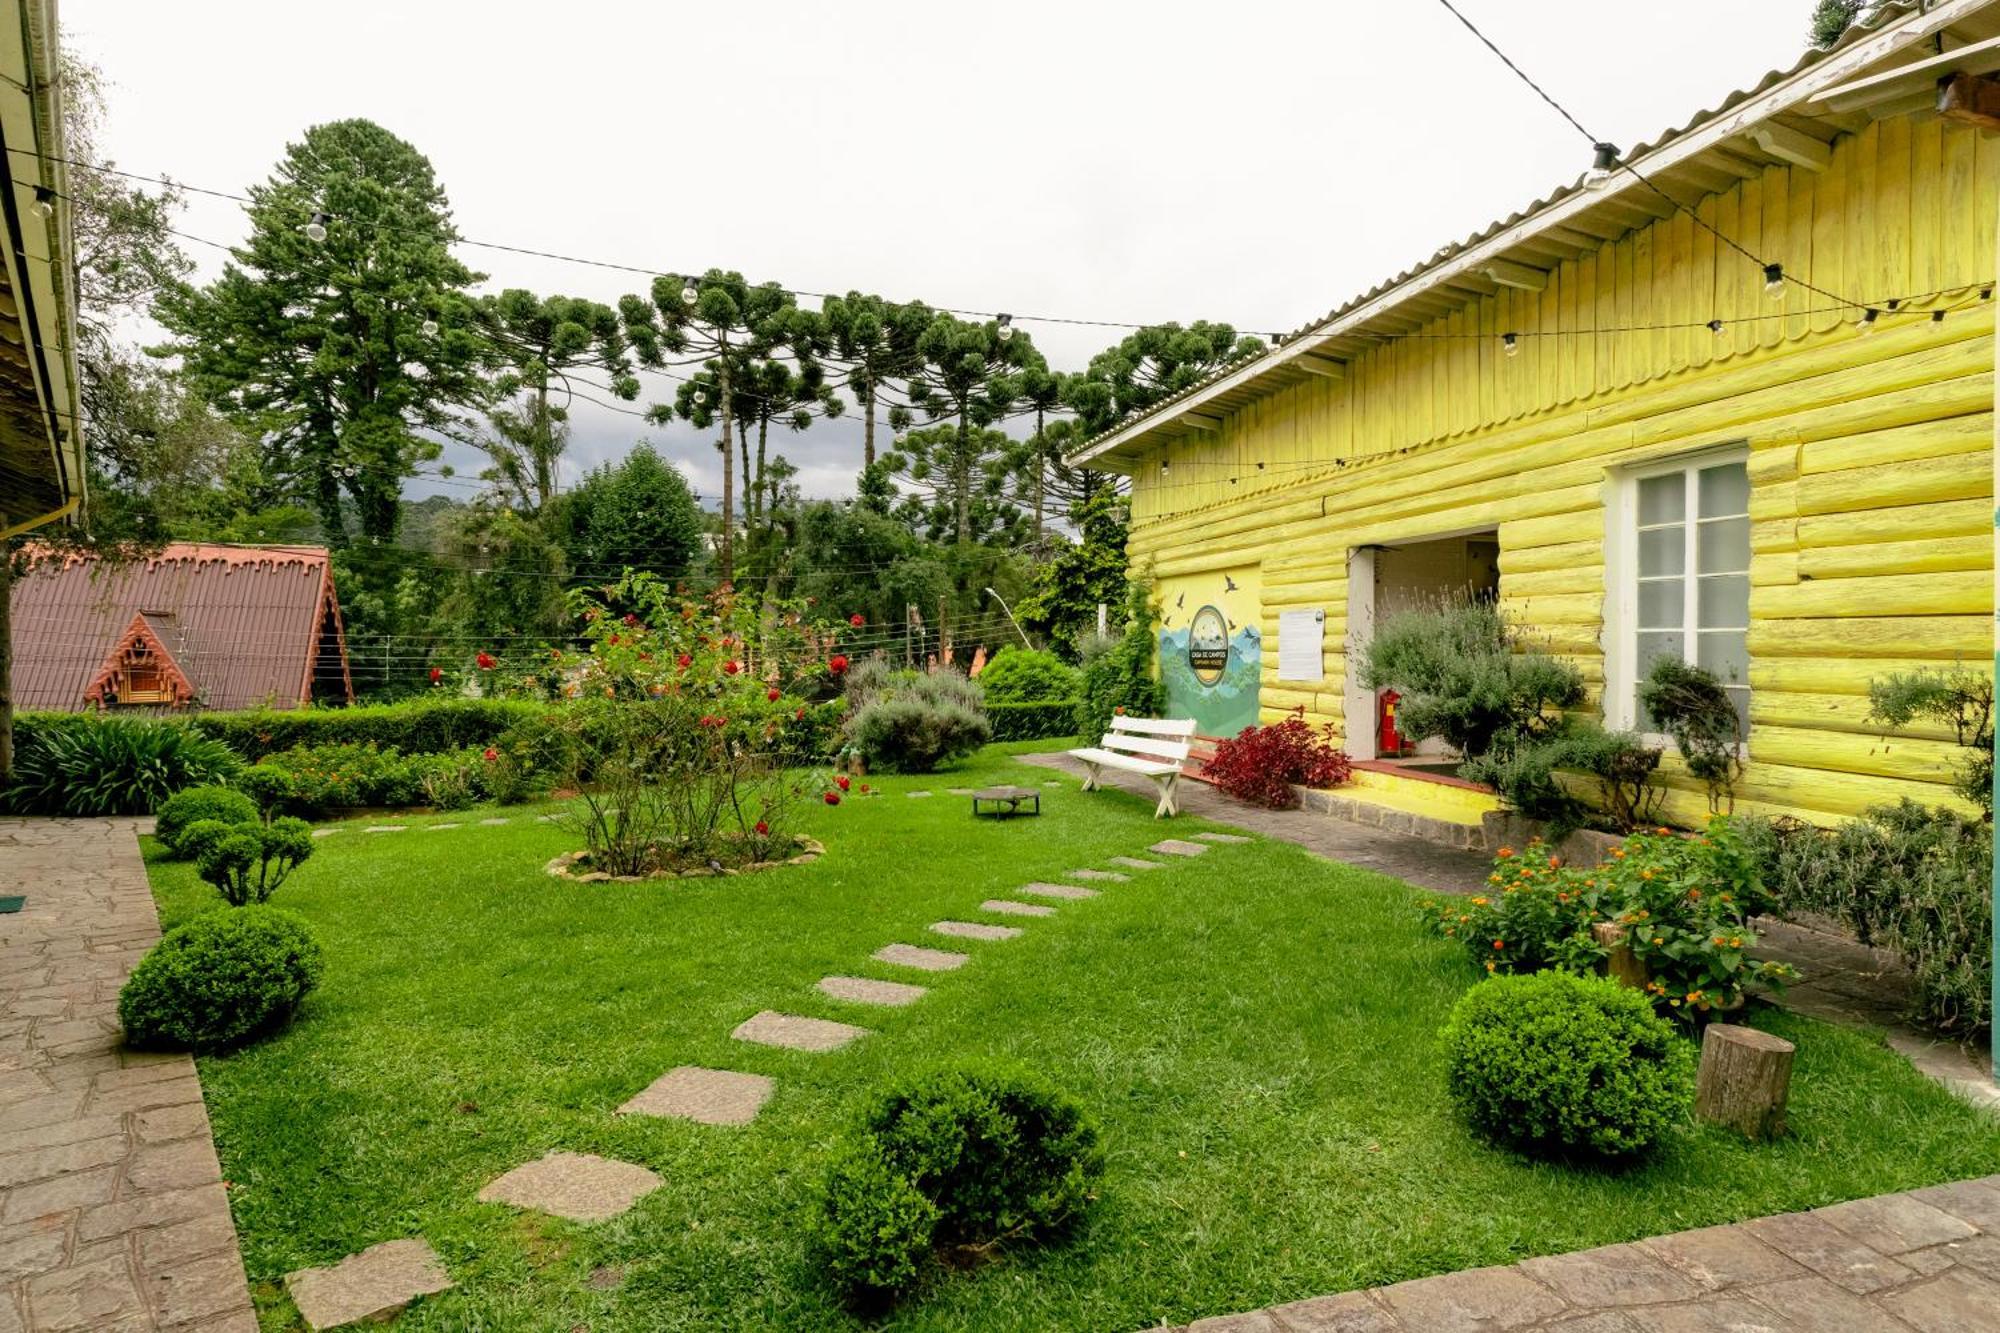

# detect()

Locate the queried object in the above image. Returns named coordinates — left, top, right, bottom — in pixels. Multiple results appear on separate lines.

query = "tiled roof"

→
left=9, top=543, right=352, bottom=712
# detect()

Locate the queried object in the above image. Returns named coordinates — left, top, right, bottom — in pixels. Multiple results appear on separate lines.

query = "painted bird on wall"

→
left=1224, top=575, right=1239, bottom=593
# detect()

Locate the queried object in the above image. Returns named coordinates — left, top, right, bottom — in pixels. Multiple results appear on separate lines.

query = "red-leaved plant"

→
left=1205, top=715, right=1351, bottom=810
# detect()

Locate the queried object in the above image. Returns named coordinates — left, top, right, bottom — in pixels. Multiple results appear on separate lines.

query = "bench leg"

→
left=1154, top=773, right=1179, bottom=819
left=1080, top=761, right=1101, bottom=793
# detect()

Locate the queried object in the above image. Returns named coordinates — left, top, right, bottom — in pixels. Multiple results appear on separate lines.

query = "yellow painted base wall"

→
left=1130, top=311, right=1993, bottom=829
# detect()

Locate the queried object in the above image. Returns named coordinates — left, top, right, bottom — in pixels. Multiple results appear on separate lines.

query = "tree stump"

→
left=1592, top=921, right=1648, bottom=990
left=1694, top=1023, right=1795, bottom=1140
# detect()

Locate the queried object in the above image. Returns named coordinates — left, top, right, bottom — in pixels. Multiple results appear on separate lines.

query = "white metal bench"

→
left=1070, top=716, right=1197, bottom=818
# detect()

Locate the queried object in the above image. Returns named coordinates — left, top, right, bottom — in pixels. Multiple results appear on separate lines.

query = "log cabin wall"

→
left=1125, top=113, right=1997, bottom=828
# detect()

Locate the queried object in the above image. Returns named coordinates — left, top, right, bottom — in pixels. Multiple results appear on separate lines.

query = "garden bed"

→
left=545, top=834, right=825, bottom=881
left=142, top=748, right=2000, bottom=1331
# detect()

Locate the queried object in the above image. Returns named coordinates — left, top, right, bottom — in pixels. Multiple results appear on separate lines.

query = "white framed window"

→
left=1606, top=448, right=1751, bottom=739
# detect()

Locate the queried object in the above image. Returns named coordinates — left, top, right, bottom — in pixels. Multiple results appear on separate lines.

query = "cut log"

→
left=1592, top=921, right=1648, bottom=990
left=1694, top=1024, right=1795, bottom=1141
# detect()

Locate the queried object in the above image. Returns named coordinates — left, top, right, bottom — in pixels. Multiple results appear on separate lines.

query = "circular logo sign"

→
left=1187, top=605, right=1231, bottom=686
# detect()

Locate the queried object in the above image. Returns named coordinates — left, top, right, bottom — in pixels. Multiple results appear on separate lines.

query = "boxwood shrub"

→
left=815, top=1064, right=1102, bottom=1301
left=119, top=907, right=323, bottom=1051
left=154, top=786, right=260, bottom=858
left=1439, top=971, right=1693, bottom=1160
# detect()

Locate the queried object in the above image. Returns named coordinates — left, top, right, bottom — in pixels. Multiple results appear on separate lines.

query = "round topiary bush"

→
left=815, top=1065, right=1103, bottom=1300
left=153, top=786, right=259, bottom=859
left=1439, top=971, right=1694, bottom=1160
left=119, top=907, right=324, bottom=1052
left=977, top=647, right=1078, bottom=705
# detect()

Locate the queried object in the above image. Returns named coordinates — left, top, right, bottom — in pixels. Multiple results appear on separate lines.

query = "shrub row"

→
left=985, top=701, right=1078, bottom=744
left=190, top=697, right=541, bottom=760
left=3, top=715, right=241, bottom=816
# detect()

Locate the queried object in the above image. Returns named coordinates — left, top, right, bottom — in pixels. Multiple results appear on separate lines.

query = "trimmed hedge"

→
left=190, top=698, right=541, bottom=761
left=986, top=700, right=1079, bottom=744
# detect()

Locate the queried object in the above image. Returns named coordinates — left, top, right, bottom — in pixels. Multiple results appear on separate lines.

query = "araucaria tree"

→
left=619, top=269, right=804, bottom=581
left=821, top=292, right=930, bottom=468
left=157, top=119, right=488, bottom=547
left=475, top=290, right=635, bottom=515
left=907, top=315, right=1031, bottom=544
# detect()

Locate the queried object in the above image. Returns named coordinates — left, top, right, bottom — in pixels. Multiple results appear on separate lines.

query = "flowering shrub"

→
left=1418, top=819, right=1795, bottom=1020
left=263, top=742, right=425, bottom=811
left=1204, top=715, right=1350, bottom=809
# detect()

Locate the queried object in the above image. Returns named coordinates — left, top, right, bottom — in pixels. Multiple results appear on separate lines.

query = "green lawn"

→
left=146, top=744, right=2000, bottom=1331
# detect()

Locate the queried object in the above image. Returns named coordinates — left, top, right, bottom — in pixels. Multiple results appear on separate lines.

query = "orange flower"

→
left=1548, top=856, right=1562, bottom=868
left=1729, top=936, right=1743, bottom=948
left=1688, top=888, right=1702, bottom=900
left=1497, top=847, right=1515, bottom=859
left=1470, top=896, right=1489, bottom=907
left=1656, top=826, right=1672, bottom=835
left=1492, top=939, right=1505, bottom=950
left=1611, top=848, right=1627, bottom=859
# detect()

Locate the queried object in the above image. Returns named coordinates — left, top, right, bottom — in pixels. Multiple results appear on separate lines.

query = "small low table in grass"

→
left=971, top=785, right=1042, bottom=819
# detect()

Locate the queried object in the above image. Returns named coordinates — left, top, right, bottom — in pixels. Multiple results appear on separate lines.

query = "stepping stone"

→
left=1069, top=868, right=1129, bottom=882
left=1110, top=856, right=1165, bottom=871
left=731, top=1009, right=869, bottom=1052
left=286, top=1238, right=454, bottom=1331
left=818, top=975, right=929, bottom=1007
left=619, top=1066, right=773, bottom=1126
left=873, top=943, right=969, bottom=972
left=907, top=790, right=933, bottom=798
left=1018, top=882, right=1099, bottom=901
left=479, top=817, right=510, bottom=826
left=1196, top=832, right=1253, bottom=844
left=310, top=828, right=342, bottom=839
left=428, top=823, right=462, bottom=831
left=930, top=920, right=1023, bottom=942
left=478, top=1150, right=663, bottom=1223
left=981, top=899, right=1056, bottom=918
left=946, top=787, right=976, bottom=796
left=1150, top=839, right=1209, bottom=857
left=364, top=825, right=407, bottom=833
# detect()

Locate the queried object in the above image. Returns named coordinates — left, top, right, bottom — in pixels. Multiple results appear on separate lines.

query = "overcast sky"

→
left=68, top=1, right=1815, bottom=508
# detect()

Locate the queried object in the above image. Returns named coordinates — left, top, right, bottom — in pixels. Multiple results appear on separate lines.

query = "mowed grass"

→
left=146, top=745, right=2000, bottom=1331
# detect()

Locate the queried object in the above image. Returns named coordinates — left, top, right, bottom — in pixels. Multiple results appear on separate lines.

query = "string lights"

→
left=1582, top=142, right=1620, bottom=188
left=30, top=185, right=54, bottom=218
left=304, top=210, right=329, bottom=243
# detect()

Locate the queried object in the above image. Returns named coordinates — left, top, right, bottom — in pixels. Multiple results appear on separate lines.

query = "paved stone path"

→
left=0, top=817, right=255, bottom=1333
left=1170, top=1176, right=2000, bottom=1331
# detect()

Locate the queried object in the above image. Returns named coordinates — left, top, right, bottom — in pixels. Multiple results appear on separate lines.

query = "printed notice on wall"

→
left=1276, top=609, right=1324, bottom=682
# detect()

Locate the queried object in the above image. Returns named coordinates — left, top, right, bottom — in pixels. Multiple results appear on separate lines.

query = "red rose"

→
left=755, top=820, right=770, bottom=836
left=482, top=747, right=498, bottom=762
left=608, top=634, right=620, bottom=646
left=859, top=783, right=870, bottom=793
left=795, top=707, right=806, bottom=720
left=622, top=613, right=639, bottom=627
left=476, top=652, right=497, bottom=670
left=428, top=667, right=442, bottom=684
left=828, top=654, right=849, bottom=675
left=849, top=613, right=864, bottom=627
left=836, top=775, right=851, bottom=791
left=823, top=791, right=841, bottom=805
left=677, top=654, right=692, bottom=669
left=724, top=660, right=741, bottom=676
left=767, top=688, right=781, bottom=702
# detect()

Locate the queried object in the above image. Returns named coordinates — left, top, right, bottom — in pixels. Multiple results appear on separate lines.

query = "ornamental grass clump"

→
left=1440, top=971, right=1694, bottom=1160
left=119, top=907, right=323, bottom=1052
left=815, top=1065, right=1103, bottom=1303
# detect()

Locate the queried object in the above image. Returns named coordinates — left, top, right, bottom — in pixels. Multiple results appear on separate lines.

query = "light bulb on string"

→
left=1763, top=263, right=1785, bottom=300
left=305, top=211, right=330, bottom=243
left=421, top=319, right=440, bottom=337
left=30, top=186, right=54, bottom=219
left=1857, top=308, right=1880, bottom=336
left=1582, top=142, right=1620, bottom=189
left=680, top=279, right=698, bottom=305
left=1502, top=332, right=1520, bottom=359
left=996, top=313, right=1014, bottom=342
left=1707, top=319, right=1726, bottom=339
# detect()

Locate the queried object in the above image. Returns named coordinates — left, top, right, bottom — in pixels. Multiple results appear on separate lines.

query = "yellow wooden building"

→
left=1073, top=0, right=2000, bottom=831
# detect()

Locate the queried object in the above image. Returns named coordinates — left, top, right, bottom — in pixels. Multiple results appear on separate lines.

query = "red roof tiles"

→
left=9, top=543, right=353, bottom=712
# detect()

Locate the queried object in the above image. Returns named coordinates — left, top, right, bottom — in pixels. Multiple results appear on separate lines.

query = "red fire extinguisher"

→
left=1379, top=689, right=1405, bottom=756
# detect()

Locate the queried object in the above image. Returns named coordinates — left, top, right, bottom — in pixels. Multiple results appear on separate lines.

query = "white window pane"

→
left=1698, top=516, right=1750, bottom=574
left=1699, top=462, right=1749, bottom=518
left=1639, top=578, right=1685, bottom=629
left=1697, top=574, right=1750, bottom=630
left=1696, top=630, right=1749, bottom=686
left=1639, top=527, right=1684, bottom=577
left=1639, top=474, right=1685, bottom=525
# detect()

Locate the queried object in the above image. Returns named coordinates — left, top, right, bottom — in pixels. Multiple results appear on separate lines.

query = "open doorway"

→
left=1343, top=529, right=1499, bottom=763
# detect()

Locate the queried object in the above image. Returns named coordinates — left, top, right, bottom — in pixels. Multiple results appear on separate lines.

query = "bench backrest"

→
left=1103, top=715, right=1195, bottom=762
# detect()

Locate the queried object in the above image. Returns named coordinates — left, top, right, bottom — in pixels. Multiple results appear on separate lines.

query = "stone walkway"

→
left=0, top=817, right=255, bottom=1333
left=1171, top=1175, right=2000, bottom=1331
left=1020, top=752, right=1998, bottom=1108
